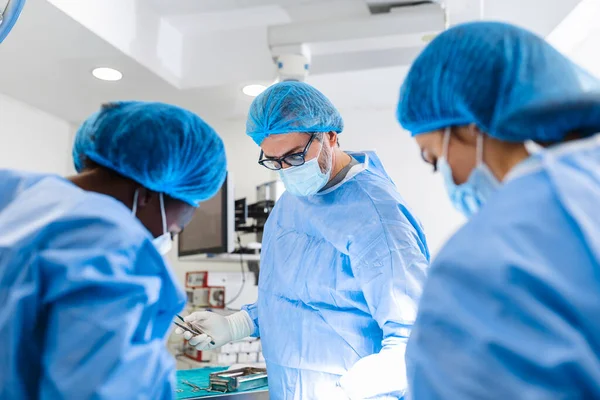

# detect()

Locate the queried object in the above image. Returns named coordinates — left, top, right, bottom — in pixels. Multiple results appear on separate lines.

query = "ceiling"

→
left=0, top=0, right=584, bottom=125
left=547, top=0, right=600, bottom=77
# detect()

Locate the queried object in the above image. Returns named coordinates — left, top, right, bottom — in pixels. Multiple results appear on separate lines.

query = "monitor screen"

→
left=178, top=176, right=234, bottom=255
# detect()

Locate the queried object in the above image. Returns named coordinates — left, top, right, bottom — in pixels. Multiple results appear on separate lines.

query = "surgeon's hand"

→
left=175, top=311, right=254, bottom=351
left=339, top=346, right=407, bottom=400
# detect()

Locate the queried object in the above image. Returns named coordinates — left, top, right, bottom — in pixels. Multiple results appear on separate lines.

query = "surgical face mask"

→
left=132, top=190, right=173, bottom=255
left=278, top=139, right=332, bottom=197
left=438, top=128, right=501, bottom=218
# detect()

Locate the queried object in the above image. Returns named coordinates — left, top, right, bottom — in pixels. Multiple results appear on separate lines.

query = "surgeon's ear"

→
left=326, top=131, right=338, bottom=147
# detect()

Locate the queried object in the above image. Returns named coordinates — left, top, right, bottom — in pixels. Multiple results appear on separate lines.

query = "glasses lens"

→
left=283, top=154, right=305, bottom=167
left=261, top=159, right=282, bottom=170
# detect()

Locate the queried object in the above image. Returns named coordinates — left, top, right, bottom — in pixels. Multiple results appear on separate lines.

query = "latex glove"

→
left=175, top=311, right=254, bottom=350
left=339, top=346, right=408, bottom=400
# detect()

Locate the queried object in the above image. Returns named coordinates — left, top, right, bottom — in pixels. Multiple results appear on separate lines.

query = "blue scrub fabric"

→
left=243, top=152, right=430, bottom=399
left=0, top=170, right=185, bottom=399
left=407, top=134, right=600, bottom=399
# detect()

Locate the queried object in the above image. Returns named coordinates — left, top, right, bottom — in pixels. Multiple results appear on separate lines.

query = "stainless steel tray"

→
left=209, top=368, right=268, bottom=393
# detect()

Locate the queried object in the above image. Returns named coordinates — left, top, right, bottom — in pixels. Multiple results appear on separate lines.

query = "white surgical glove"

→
left=175, top=311, right=254, bottom=351
left=339, top=345, right=408, bottom=400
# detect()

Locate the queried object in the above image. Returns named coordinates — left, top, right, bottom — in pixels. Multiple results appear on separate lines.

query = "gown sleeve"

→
left=241, top=302, right=260, bottom=337
left=341, top=217, right=429, bottom=399
left=37, top=211, right=185, bottom=400
left=407, top=208, right=600, bottom=399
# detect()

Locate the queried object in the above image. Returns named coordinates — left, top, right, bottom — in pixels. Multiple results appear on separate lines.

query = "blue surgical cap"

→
left=246, top=81, right=344, bottom=145
left=73, top=101, right=227, bottom=207
left=397, top=21, right=600, bottom=142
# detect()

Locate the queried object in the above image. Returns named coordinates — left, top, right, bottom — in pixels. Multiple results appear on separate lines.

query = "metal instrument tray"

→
left=209, top=368, right=268, bottom=393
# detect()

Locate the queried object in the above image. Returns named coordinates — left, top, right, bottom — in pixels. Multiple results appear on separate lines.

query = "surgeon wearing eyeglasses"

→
left=177, top=81, right=430, bottom=399
left=397, top=21, right=600, bottom=398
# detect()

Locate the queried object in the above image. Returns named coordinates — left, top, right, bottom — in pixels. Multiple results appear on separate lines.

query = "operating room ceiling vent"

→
left=268, top=2, right=446, bottom=76
left=365, top=0, right=442, bottom=15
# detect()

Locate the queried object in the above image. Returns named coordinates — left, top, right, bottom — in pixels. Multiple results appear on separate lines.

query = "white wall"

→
left=212, top=118, right=277, bottom=203
left=0, top=93, right=74, bottom=175
left=168, top=117, right=274, bottom=309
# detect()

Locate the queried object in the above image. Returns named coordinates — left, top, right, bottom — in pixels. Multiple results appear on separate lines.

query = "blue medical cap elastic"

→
left=397, top=21, right=600, bottom=142
left=246, top=81, right=344, bottom=145
left=73, top=101, right=227, bottom=207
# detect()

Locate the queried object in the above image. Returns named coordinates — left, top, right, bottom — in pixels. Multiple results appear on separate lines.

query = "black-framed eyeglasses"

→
left=258, top=134, right=317, bottom=171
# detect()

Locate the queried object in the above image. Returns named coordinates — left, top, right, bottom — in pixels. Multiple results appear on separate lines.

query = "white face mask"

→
left=132, top=190, right=173, bottom=256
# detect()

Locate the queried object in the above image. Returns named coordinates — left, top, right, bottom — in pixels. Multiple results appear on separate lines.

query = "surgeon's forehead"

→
left=261, top=132, right=310, bottom=157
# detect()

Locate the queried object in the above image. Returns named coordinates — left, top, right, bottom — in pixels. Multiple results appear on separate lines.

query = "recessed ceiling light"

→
left=92, top=67, right=123, bottom=81
left=242, top=84, right=267, bottom=97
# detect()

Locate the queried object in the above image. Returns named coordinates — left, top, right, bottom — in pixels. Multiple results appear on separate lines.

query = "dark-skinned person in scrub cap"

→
left=0, top=101, right=227, bottom=398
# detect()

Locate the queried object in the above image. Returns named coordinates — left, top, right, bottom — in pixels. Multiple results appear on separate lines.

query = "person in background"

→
left=178, top=81, right=430, bottom=399
left=397, top=21, right=600, bottom=398
left=0, top=101, right=227, bottom=399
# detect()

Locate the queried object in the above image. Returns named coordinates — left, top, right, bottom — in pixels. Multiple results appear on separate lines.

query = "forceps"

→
left=173, top=314, right=216, bottom=346
left=181, top=379, right=204, bottom=392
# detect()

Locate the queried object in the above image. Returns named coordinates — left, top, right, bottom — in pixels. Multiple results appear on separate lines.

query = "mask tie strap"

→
left=131, top=189, right=139, bottom=216
left=476, top=132, right=485, bottom=165
left=442, top=127, right=452, bottom=159
left=159, top=193, right=167, bottom=234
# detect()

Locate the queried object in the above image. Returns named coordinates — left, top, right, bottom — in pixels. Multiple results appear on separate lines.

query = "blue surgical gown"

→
left=407, top=134, right=600, bottom=399
left=243, top=152, right=430, bottom=399
left=0, top=170, right=186, bottom=399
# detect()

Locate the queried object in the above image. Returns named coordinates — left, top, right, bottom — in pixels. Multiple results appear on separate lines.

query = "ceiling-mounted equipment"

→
left=365, top=0, right=442, bottom=15
left=268, top=2, right=446, bottom=75
left=275, top=53, right=311, bottom=82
